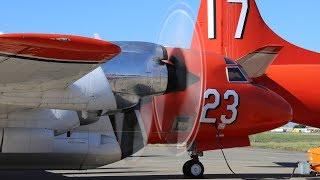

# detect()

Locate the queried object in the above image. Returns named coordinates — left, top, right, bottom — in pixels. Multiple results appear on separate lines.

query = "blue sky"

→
left=1, top=0, right=320, bottom=52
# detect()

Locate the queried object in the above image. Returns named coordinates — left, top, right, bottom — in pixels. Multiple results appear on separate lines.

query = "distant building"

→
left=271, top=128, right=285, bottom=133
left=292, top=128, right=311, bottom=133
left=307, top=126, right=320, bottom=133
left=271, top=123, right=320, bottom=134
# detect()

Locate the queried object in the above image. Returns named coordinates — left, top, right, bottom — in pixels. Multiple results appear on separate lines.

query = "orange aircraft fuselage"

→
left=193, top=0, right=320, bottom=128
left=141, top=47, right=292, bottom=152
left=137, top=0, right=313, bottom=153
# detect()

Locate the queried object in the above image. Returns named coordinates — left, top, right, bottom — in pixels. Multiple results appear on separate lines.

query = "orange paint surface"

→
left=0, top=33, right=121, bottom=63
left=141, top=0, right=297, bottom=151
left=192, top=0, right=320, bottom=128
left=308, top=147, right=320, bottom=172
left=142, top=48, right=292, bottom=151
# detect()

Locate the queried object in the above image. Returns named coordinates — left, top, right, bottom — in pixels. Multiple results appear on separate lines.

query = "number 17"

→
left=208, top=0, right=249, bottom=39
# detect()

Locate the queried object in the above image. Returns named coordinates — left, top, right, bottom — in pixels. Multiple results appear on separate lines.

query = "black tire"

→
left=310, top=171, right=317, bottom=176
left=183, top=160, right=192, bottom=177
left=183, top=160, right=204, bottom=178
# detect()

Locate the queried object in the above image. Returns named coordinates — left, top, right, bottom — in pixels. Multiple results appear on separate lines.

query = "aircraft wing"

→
left=0, top=33, right=120, bottom=92
left=237, top=46, right=282, bottom=78
left=0, top=33, right=120, bottom=115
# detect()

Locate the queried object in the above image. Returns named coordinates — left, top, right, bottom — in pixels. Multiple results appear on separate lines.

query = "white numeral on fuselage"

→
left=201, top=89, right=220, bottom=123
left=207, top=0, right=248, bottom=39
left=221, top=90, right=239, bottom=124
left=207, top=0, right=216, bottom=39
left=201, top=89, right=239, bottom=124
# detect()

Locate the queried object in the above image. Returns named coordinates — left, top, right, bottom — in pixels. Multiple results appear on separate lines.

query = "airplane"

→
left=0, top=0, right=299, bottom=178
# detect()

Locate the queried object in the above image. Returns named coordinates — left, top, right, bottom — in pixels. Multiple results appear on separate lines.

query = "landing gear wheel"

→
left=183, top=160, right=192, bottom=177
left=183, top=160, right=204, bottom=178
left=310, top=171, right=318, bottom=176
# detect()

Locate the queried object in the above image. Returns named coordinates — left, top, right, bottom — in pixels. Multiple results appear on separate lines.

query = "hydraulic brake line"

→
left=214, top=126, right=298, bottom=179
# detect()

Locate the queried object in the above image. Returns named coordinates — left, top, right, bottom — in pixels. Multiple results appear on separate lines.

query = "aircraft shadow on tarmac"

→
left=0, top=162, right=315, bottom=180
left=248, top=162, right=299, bottom=169
left=0, top=170, right=316, bottom=180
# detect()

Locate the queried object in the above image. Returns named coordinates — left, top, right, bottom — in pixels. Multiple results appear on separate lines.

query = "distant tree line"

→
left=294, top=124, right=307, bottom=128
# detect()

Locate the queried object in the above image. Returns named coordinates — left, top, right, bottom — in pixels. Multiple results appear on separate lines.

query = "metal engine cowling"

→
left=102, top=42, right=169, bottom=110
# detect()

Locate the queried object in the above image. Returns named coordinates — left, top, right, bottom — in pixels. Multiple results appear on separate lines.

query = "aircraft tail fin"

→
left=192, top=0, right=320, bottom=65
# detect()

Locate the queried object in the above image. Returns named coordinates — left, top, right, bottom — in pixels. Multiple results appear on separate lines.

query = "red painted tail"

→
left=192, top=0, right=320, bottom=64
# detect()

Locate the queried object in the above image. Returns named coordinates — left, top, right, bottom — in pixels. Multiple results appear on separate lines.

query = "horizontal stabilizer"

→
left=237, top=46, right=282, bottom=78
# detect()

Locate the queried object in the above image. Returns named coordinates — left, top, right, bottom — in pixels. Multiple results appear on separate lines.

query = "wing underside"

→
left=0, top=33, right=121, bottom=114
left=0, top=33, right=120, bottom=91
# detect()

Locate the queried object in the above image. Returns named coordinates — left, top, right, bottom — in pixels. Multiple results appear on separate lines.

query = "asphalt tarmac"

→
left=0, top=145, right=318, bottom=179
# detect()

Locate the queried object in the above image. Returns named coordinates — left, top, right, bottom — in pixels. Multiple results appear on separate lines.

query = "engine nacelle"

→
left=0, top=109, right=80, bottom=134
left=0, top=116, right=121, bottom=169
left=102, top=42, right=168, bottom=110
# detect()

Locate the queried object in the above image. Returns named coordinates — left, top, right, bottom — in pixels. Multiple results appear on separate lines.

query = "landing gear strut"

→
left=183, top=151, right=204, bottom=178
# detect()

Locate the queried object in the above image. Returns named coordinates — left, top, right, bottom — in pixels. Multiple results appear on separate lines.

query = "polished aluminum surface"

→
left=102, top=42, right=168, bottom=110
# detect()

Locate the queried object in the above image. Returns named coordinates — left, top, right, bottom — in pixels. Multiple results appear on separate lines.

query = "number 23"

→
left=201, top=89, right=239, bottom=124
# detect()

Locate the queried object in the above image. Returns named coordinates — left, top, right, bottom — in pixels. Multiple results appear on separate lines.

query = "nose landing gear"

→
left=183, top=152, right=204, bottom=178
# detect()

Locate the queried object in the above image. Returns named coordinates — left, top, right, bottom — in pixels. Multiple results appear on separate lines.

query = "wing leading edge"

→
left=0, top=33, right=121, bottom=91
